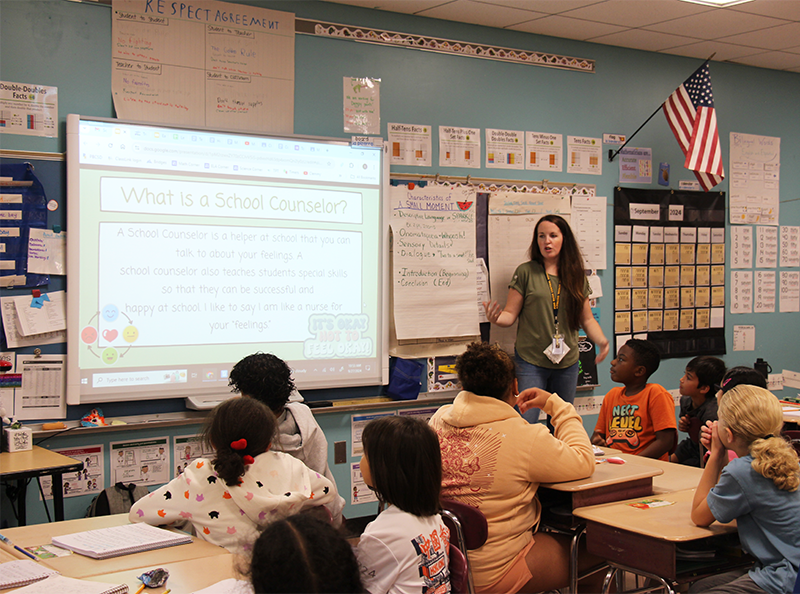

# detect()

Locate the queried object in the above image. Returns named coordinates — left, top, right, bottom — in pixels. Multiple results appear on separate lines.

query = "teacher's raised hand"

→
left=483, top=300, right=502, bottom=324
left=516, top=387, right=552, bottom=414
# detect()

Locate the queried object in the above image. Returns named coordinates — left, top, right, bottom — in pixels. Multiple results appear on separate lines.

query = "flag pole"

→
left=607, top=54, right=716, bottom=163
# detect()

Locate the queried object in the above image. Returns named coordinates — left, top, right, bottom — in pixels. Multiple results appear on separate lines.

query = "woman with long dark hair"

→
left=484, top=214, right=609, bottom=422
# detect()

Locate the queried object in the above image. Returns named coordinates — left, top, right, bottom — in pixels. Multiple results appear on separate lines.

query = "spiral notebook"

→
left=9, top=575, right=127, bottom=594
left=51, top=522, right=192, bottom=560
left=0, top=560, right=59, bottom=590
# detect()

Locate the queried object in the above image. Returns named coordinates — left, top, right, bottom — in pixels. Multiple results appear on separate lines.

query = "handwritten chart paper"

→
left=729, top=132, right=780, bottom=225
left=390, top=186, right=479, bottom=340
left=111, top=0, right=294, bottom=133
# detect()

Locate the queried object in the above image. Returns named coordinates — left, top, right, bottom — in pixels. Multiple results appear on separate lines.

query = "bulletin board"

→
left=614, top=187, right=726, bottom=359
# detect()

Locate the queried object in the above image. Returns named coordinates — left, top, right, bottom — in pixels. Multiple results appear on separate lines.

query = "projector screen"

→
left=66, top=114, right=388, bottom=404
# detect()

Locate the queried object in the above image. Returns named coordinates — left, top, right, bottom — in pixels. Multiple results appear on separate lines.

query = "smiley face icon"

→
left=123, top=325, right=139, bottom=343
left=102, top=304, right=119, bottom=322
left=81, top=326, right=98, bottom=344
left=102, top=347, right=118, bottom=365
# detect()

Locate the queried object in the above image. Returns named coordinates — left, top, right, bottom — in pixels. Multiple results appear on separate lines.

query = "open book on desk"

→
left=51, top=522, right=192, bottom=560
left=10, top=575, right=127, bottom=594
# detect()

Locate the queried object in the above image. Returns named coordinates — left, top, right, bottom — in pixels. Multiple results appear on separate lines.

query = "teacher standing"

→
left=484, top=214, right=609, bottom=423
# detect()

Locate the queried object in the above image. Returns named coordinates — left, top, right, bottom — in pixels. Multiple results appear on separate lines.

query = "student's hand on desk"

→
left=678, top=415, right=690, bottom=433
left=516, top=387, right=551, bottom=412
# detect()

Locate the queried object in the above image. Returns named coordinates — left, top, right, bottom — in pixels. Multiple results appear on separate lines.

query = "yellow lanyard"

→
left=545, top=273, right=561, bottom=332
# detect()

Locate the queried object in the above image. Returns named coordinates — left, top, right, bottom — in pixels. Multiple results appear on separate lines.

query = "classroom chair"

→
left=449, top=542, right=470, bottom=594
left=781, top=430, right=800, bottom=459
left=440, top=499, right=488, bottom=594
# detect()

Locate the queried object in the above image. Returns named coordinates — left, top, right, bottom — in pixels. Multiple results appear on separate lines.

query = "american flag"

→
left=662, top=61, right=724, bottom=191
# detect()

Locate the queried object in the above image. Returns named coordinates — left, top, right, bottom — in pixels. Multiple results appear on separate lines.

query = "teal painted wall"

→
left=1, top=0, right=799, bottom=526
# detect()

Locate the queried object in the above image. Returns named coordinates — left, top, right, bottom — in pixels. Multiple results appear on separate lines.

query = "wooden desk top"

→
left=541, top=458, right=662, bottom=492
left=84, top=554, right=239, bottom=594
left=596, top=448, right=703, bottom=493
left=782, top=405, right=800, bottom=424
left=2, top=514, right=229, bottom=579
left=573, top=488, right=736, bottom=542
left=0, top=446, right=83, bottom=478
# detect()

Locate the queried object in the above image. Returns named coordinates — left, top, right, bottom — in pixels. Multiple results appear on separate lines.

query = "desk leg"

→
left=16, top=479, right=27, bottom=526
left=52, top=472, right=64, bottom=522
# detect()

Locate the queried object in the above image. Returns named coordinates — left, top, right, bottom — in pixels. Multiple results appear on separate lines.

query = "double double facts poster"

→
left=390, top=185, right=479, bottom=340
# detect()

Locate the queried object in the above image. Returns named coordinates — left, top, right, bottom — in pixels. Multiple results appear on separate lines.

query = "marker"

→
left=0, top=532, right=39, bottom=561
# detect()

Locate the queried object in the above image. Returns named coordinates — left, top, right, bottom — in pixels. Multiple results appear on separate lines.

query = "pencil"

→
left=134, top=584, right=146, bottom=594
left=0, top=532, right=39, bottom=561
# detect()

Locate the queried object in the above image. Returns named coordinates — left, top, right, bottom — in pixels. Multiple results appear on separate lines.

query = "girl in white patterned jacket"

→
left=130, top=397, right=338, bottom=554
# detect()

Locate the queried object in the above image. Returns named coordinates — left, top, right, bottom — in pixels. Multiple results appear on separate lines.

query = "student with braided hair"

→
left=690, top=385, right=800, bottom=594
left=130, top=397, right=338, bottom=554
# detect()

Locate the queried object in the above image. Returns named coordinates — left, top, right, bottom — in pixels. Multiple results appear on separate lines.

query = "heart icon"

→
left=102, top=329, right=118, bottom=342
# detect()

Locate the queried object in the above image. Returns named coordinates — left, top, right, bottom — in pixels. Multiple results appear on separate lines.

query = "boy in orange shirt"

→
left=591, top=339, right=677, bottom=460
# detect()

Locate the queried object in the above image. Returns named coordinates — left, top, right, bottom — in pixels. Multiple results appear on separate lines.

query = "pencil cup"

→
left=5, top=427, right=32, bottom=452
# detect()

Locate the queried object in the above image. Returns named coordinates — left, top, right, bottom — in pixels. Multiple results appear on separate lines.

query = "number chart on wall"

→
left=613, top=188, right=726, bottom=359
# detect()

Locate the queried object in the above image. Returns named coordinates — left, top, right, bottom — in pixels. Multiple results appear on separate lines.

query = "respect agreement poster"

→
left=111, top=0, right=294, bottom=133
left=390, top=185, right=479, bottom=341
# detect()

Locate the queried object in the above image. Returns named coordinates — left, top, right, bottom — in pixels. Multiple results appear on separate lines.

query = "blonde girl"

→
left=690, top=385, right=800, bottom=593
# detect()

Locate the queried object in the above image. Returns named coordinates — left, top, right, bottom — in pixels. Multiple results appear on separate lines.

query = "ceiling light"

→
left=680, top=0, right=755, bottom=7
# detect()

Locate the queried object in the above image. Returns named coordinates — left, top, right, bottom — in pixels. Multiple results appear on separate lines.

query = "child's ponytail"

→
left=750, top=436, right=800, bottom=492
left=202, top=397, right=276, bottom=486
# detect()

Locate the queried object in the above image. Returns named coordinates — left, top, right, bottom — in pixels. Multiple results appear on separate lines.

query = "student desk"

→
left=538, top=458, right=663, bottom=593
left=540, top=458, right=663, bottom=509
left=84, top=554, right=238, bottom=594
left=595, top=448, right=704, bottom=494
left=1, top=514, right=229, bottom=580
left=0, top=446, right=83, bottom=525
left=574, top=488, right=747, bottom=594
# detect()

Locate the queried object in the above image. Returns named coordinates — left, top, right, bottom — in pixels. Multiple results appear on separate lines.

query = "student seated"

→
left=430, top=342, right=598, bottom=594
left=719, top=365, right=767, bottom=393
left=356, top=416, right=450, bottom=594
left=130, top=397, right=339, bottom=554
left=249, top=514, right=363, bottom=593
left=690, top=385, right=800, bottom=594
left=229, top=352, right=345, bottom=522
left=592, top=339, right=677, bottom=460
left=671, top=356, right=726, bottom=466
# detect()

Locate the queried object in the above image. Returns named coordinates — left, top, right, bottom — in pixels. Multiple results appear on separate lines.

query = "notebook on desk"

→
left=9, top=575, right=127, bottom=594
left=50, top=522, right=192, bottom=560
left=0, top=559, right=59, bottom=590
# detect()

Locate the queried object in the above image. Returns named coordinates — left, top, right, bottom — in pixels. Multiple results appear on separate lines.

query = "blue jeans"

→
left=514, top=352, right=579, bottom=424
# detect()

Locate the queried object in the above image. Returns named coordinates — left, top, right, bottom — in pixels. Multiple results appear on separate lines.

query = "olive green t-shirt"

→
left=508, top=260, right=589, bottom=369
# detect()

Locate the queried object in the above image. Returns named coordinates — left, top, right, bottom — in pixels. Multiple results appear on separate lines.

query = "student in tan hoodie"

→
left=429, top=341, right=596, bottom=594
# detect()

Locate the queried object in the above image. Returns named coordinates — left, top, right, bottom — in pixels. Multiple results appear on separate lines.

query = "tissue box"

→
left=5, top=426, right=32, bottom=452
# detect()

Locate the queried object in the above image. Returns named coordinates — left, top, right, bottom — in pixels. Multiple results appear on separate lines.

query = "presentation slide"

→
left=67, top=115, right=387, bottom=403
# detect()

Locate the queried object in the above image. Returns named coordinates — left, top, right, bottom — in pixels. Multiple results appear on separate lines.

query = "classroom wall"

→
left=1, top=0, right=799, bottom=526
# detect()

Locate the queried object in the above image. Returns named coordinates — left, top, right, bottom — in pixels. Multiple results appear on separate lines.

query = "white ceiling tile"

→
left=560, top=0, right=714, bottom=28
left=661, top=40, right=765, bottom=61
left=508, top=14, right=627, bottom=38
left=588, top=28, right=699, bottom=51
left=731, top=50, right=800, bottom=69
left=719, top=21, right=800, bottom=49
left=728, top=0, right=800, bottom=22
left=643, top=7, right=786, bottom=39
left=473, top=0, right=606, bottom=14
left=416, top=0, right=548, bottom=27
left=326, top=0, right=456, bottom=14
